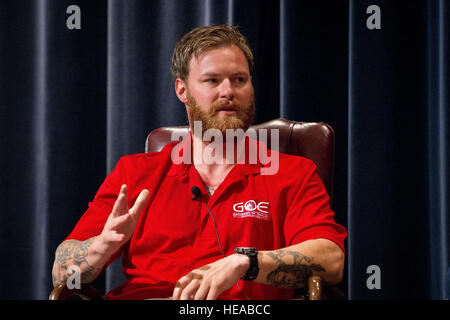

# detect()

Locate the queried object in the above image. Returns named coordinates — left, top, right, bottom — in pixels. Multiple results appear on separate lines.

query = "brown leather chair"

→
left=50, top=118, right=336, bottom=300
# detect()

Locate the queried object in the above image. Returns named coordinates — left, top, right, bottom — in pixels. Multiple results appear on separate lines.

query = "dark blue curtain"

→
left=348, top=0, right=449, bottom=299
left=0, top=0, right=448, bottom=300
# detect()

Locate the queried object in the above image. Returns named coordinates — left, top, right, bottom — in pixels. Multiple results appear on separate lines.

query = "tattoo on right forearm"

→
left=53, top=239, right=99, bottom=287
left=265, top=249, right=325, bottom=289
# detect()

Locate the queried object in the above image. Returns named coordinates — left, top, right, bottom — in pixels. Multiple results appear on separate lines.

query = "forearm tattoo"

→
left=52, top=238, right=99, bottom=287
left=265, top=249, right=325, bottom=288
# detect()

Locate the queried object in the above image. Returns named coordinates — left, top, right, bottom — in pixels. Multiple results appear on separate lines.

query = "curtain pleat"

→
left=426, top=0, right=449, bottom=299
left=0, top=0, right=448, bottom=299
left=31, top=0, right=49, bottom=299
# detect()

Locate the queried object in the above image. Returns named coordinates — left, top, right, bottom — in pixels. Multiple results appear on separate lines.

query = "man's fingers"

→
left=194, top=283, right=209, bottom=300
left=180, top=278, right=200, bottom=300
left=206, top=287, right=220, bottom=300
left=112, top=186, right=149, bottom=219
left=172, top=275, right=191, bottom=300
left=130, top=189, right=150, bottom=217
left=111, top=184, right=129, bottom=217
left=109, top=232, right=126, bottom=243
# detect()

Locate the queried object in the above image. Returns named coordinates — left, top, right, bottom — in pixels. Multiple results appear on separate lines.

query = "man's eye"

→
left=234, top=77, right=246, bottom=85
left=206, top=79, right=217, bottom=83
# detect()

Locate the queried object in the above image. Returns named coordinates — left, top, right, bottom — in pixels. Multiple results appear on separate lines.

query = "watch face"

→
left=234, top=247, right=257, bottom=252
left=235, top=247, right=257, bottom=255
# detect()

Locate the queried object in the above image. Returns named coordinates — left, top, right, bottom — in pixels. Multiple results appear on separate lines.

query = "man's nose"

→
left=219, top=78, right=234, bottom=100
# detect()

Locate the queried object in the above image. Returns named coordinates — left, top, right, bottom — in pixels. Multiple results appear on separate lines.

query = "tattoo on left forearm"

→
left=53, top=238, right=98, bottom=287
left=265, top=250, right=325, bottom=288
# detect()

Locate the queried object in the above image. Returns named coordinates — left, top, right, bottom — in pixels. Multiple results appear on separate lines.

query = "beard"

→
left=186, top=91, right=255, bottom=138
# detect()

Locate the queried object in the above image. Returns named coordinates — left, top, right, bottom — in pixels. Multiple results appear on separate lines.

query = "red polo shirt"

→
left=66, top=137, right=347, bottom=300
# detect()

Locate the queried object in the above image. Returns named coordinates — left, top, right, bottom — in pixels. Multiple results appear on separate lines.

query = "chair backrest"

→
left=145, top=118, right=335, bottom=201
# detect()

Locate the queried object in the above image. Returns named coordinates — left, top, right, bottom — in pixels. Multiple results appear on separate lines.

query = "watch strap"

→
left=234, top=247, right=259, bottom=281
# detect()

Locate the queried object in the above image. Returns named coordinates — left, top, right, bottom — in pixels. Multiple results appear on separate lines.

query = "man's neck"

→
left=191, top=134, right=237, bottom=188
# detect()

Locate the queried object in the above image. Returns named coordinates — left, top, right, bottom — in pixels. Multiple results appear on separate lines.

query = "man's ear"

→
left=175, top=78, right=188, bottom=103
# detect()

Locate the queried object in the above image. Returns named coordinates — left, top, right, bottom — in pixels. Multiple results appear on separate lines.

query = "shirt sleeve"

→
left=283, top=160, right=347, bottom=253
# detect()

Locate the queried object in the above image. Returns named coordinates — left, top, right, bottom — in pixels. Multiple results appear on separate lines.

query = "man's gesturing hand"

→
left=99, top=184, right=149, bottom=254
left=172, top=254, right=250, bottom=300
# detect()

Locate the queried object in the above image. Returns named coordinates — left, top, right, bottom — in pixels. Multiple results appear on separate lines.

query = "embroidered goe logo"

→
left=233, top=200, right=270, bottom=220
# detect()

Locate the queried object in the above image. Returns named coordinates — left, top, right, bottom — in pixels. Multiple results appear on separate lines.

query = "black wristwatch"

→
left=234, top=247, right=259, bottom=281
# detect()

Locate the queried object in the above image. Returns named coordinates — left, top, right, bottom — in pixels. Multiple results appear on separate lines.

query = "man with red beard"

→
left=52, top=25, right=347, bottom=300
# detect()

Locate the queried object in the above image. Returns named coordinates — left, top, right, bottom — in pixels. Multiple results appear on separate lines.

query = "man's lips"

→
left=217, top=105, right=237, bottom=111
left=217, top=106, right=237, bottom=116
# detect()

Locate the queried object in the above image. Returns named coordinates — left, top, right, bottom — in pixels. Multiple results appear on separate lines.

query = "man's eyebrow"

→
left=200, top=71, right=249, bottom=77
left=200, top=72, right=220, bottom=77
left=231, top=72, right=249, bottom=76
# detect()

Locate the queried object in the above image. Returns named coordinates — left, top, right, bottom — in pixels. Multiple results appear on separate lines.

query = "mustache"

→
left=211, top=100, right=241, bottom=112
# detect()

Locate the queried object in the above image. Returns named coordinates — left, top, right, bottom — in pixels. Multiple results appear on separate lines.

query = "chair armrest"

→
left=293, top=275, right=324, bottom=300
left=49, top=283, right=104, bottom=300
left=308, top=275, right=323, bottom=300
